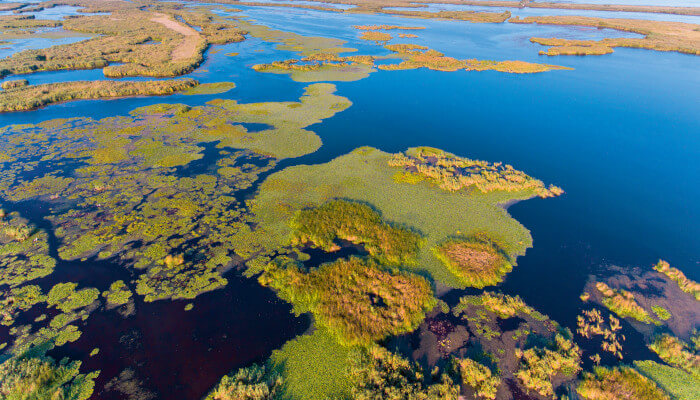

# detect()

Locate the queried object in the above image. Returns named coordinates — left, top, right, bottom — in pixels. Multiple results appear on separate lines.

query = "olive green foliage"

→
left=514, top=334, right=581, bottom=397
left=648, top=334, right=699, bottom=378
left=0, top=84, right=349, bottom=301
left=250, top=147, right=548, bottom=287
left=578, top=366, right=670, bottom=400
left=0, top=79, right=198, bottom=112
left=349, top=345, right=460, bottom=400
left=46, top=282, right=99, bottom=313
left=635, top=360, right=700, bottom=400
left=0, top=212, right=56, bottom=287
left=433, top=234, right=512, bottom=288
left=453, top=292, right=540, bottom=320
left=1, top=285, right=45, bottom=326
left=389, top=147, right=563, bottom=197
left=595, top=282, right=658, bottom=324
left=260, top=257, right=436, bottom=346
left=1, top=79, right=28, bottom=90
left=102, top=280, right=132, bottom=306
left=290, top=199, right=421, bottom=266
left=269, top=329, right=353, bottom=400
left=182, top=82, right=236, bottom=95
left=654, top=260, right=700, bottom=301
left=0, top=7, right=244, bottom=79
left=0, top=354, right=98, bottom=400
left=456, top=357, right=500, bottom=400
left=205, top=363, right=281, bottom=400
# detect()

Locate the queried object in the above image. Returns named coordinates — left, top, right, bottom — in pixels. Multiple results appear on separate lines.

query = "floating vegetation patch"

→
left=510, top=16, right=700, bottom=57
left=290, top=199, right=421, bottom=266
left=389, top=147, right=563, bottom=197
left=654, top=259, right=700, bottom=301
left=648, top=334, right=700, bottom=379
left=0, top=79, right=198, bottom=112
left=0, top=83, right=350, bottom=301
left=433, top=234, right=512, bottom=288
left=1, top=284, right=45, bottom=326
left=260, top=257, right=436, bottom=346
left=577, top=309, right=625, bottom=359
left=102, top=280, right=132, bottom=307
left=594, top=281, right=658, bottom=325
left=0, top=210, right=56, bottom=287
left=353, top=25, right=425, bottom=31
left=635, top=360, right=700, bottom=400
left=359, top=30, right=392, bottom=42
left=577, top=365, right=671, bottom=400
left=455, top=357, right=500, bottom=400
left=204, top=363, right=282, bottom=400
left=249, top=146, right=556, bottom=287
left=514, top=333, right=582, bottom=398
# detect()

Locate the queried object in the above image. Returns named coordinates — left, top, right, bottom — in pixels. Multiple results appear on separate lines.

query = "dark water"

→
left=0, top=4, right=698, bottom=399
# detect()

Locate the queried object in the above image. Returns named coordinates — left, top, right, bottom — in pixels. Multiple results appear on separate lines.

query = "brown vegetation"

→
left=359, top=31, right=392, bottom=42
left=511, top=16, right=700, bottom=56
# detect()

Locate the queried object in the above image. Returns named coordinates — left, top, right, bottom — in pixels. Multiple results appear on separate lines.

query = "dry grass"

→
left=359, top=31, right=392, bottom=42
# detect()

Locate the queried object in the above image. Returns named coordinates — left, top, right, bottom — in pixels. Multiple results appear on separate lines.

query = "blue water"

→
left=0, top=3, right=698, bottom=390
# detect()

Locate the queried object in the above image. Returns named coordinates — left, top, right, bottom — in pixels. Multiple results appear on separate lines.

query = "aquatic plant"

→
left=102, top=280, right=132, bottom=306
left=1, top=285, right=45, bottom=326
left=349, top=345, right=460, bottom=400
left=0, top=354, right=98, bottom=400
left=205, top=363, right=282, bottom=400
left=0, top=79, right=27, bottom=90
left=514, top=334, right=581, bottom=397
left=290, top=199, right=421, bottom=266
left=453, top=292, right=537, bottom=319
left=0, top=213, right=56, bottom=287
left=576, top=309, right=624, bottom=359
left=259, top=257, right=436, bottom=346
left=353, top=25, right=425, bottom=31
left=182, top=82, right=236, bottom=96
left=46, top=282, right=99, bottom=313
left=648, top=334, right=700, bottom=378
left=654, top=260, right=700, bottom=301
left=577, top=366, right=670, bottom=400
left=456, top=357, right=500, bottom=400
left=388, top=9, right=511, bottom=23
left=359, top=31, right=392, bottom=42
left=652, top=305, right=672, bottom=321
left=635, top=360, right=700, bottom=400
left=595, top=282, right=657, bottom=324
left=510, top=16, right=700, bottom=56
left=0, top=79, right=198, bottom=112
left=433, top=234, right=512, bottom=288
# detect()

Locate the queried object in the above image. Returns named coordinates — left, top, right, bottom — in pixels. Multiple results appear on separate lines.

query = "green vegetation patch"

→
left=578, top=366, right=670, bottom=400
left=433, top=234, right=512, bottom=288
left=102, top=280, right=132, bottom=306
left=249, top=146, right=553, bottom=287
left=290, top=199, right=421, bottom=266
left=456, top=357, right=500, bottom=400
left=654, top=260, right=700, bottom=301
left=205, top=363, right=282, bottom=400
left=648, top=334, right=700, bottom=378
left=0, top=211, right=56, bottom=287
left=182, top=82, right=236, bottom=96
left=46, top=282, right=99, bottom=313
left=260, top=257, right=436, bottom=346
left=635, top=360, right=700, bottom=400
left=595, top=282, right=658, bottom=324
left=0, top=354, right=98, bottom=400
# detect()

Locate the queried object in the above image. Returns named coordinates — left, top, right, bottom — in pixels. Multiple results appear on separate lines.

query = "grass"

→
left=0, top=354, right=98, bottom=400
left=249, top=146, right=553, bottom=287
left=260, top=257, right=436, bottom=346
left=204, top=363, right=282, bottom=400
left=269, top=328, right=353, bottom=400
left=514, top=334, right=581, bottom=397
left=578, top=366, right=670, bottom=400
left=648, top=334, right=699, bottom=378
left=388, top=10, right=511, bottom=23
left=433, top=234, right=513, bottom=288
left=0, top=79, right=198, bottom=112
left=181, top=82, right=235, bottom=96
left=46, top=282, right=99, bottom=313
left=595, top=282, right=658, bottom=324
left=0, top=212, right=56, bottom=287
left=290, top=199, right=422, bottom=266
left=576, top=309, right=624, bottom=359
left=510, top=16, right=700, bottom=56
left=353, top=25, right=425, bottom=30
left=635, top=360, right=700, bottom=400
left=654, top=260, right=700, bottom=301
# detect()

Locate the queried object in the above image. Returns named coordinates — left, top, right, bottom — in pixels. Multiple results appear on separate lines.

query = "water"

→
left=0, top=3, right=698, bottom=399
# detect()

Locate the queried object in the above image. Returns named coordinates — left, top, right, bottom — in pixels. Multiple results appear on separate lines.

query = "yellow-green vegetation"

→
left=389, top=147, right=564, bottom=196
left=0, top=211, right=56, bottom=287
left=635, top=360, right=700, bottom=400
left=510, top=16, right=700, bottom=56
left=290, top=199, right=421, bottom=266
left=359, top=31, right=392, bottom=42
left=1, top=285, right=45, bottom=326
left=389, top=10, right=511, bottom=23
left=253, top=52, right=376, bottom=82
left=204, top=363, right=282, bottom=400
left=577, top=309, right=624, bottom=359
left=514, top=334, right=581, bottom=397
left=181, top=81, right=235, bottom=95
left=0, top=353, right=98, bottom=400
left=578, top=366, right=670, bottom=400
left=349, top=345, right=460, bottom=399
left=0, top=79, right=27, bottom=90
left=648, top=334, right=700, bottom=378
left=46, top=282, right=99, bottom=313
left=595, top=282, right=658, bottom=324
left=652, top=305, right=672, bottom=321
left=433, top=234, right=512, bottom=288
left=654, top=260, right=700, bottom=301
left=0, top=83, right=350, bottom=301
left=0, top=7, right=246, bottom=79
left=353, top=25, right=425, bottom=30
left=249, top=146, right=556, bottom=287
left=269, top=329, right=353, bottom=400
left=456, top=357, right=500, bottom=400
left=260, top=257, right=436, bottom=346
left=453, top=291, right=539, bottom=319
left=102, top=280, right=132, bottom=306
left=0, top=79, right=198, bottom=112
